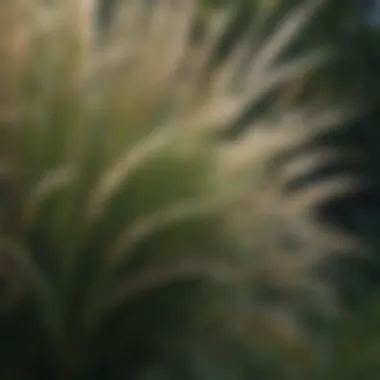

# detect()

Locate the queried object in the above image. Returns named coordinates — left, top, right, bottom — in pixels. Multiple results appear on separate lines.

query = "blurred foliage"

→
left=2, top=0, right=380, bottom=379
left=203, top=0, right=380, bottom=377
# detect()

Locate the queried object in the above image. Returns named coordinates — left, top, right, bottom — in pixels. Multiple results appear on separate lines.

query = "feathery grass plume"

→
left=0, top=0, right=360, bottom=378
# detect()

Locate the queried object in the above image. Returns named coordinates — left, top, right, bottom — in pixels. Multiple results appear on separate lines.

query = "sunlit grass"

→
left=0, top=1, right=362, bottom=379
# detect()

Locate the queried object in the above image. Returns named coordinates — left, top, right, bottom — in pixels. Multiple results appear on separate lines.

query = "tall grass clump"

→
left=0, top=0, right=361, bottom=379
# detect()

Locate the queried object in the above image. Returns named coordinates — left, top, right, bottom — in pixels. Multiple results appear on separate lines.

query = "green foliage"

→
left=0, top=0, right=371, bottom=379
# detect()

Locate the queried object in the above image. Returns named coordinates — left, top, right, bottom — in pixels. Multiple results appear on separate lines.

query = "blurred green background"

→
left=2, top=0, right=380, bottom=379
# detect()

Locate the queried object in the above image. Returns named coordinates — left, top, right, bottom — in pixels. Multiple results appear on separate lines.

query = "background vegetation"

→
left=2, top=0, right=380, bottom=378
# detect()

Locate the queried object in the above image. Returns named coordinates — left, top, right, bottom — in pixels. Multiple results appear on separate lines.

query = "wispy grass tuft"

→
left=0, top=0, right=362, bottom=378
